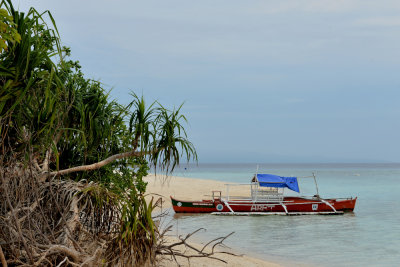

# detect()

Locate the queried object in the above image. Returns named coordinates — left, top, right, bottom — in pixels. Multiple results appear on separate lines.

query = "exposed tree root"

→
left=0, top=245, right=7, bottom=267
left=0, top=161, right=237, bottom=266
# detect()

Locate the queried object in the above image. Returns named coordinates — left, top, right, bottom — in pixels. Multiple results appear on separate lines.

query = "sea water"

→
left=161, top=163, right=400, bottom=267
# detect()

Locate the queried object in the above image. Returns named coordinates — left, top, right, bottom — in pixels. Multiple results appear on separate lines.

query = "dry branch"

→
left=0, top=245, right=7, bottom=267
left=157, top=227, right=239, bottom=266
left=47, top=150, right=150, bottom=177
left=1, top=164, right=238, bottom=267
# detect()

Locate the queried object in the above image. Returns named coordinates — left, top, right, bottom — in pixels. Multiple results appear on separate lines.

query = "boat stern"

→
left=170, top=196, right=218, bottom=213
left=333, top=197, right=357, bottom=212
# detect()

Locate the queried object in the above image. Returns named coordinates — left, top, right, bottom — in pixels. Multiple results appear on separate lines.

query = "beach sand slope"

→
left=145, top=175, right=282, bottom=267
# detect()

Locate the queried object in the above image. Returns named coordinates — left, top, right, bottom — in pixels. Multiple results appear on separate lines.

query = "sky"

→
left=16, top=0, right=400, bottom=163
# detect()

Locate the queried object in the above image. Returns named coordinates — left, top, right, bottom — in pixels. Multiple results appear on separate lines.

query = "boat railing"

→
left=211, top=190, right=222, bottom=201
left=224, top=196, right=252, bottom=200
left=252, top=191, right=284, bottom=202
left=251, top=185, right=284, bottom=202
left=224, top=182, right=285, bottom=202
left=224, top=183, right=252, bottom=201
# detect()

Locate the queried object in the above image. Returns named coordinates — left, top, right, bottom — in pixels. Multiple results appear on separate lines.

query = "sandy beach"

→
left=144, top=174, right=283, bottom=267
left=144, top=174, right=250, bottom=209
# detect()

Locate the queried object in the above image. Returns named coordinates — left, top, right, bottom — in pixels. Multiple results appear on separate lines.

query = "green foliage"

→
left=0, top=1, right=196, bottom=264
left=152, top=103, right=197, bottom=172
left=0, top=6, right=21, bottom=52
left=128, top=94, right=198, bottom=174
left=0, top=0, right=63, bottom=158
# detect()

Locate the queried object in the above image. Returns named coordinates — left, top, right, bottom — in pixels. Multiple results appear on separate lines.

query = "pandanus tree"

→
left=0, top=1, right=197, bottom=266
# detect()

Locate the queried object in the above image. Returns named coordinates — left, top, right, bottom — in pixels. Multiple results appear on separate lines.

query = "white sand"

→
left=144, top=174, right=283, bottom=267
left=144, top=174, right=250, bottom=209
left=157, top=236, right=282, bottom=267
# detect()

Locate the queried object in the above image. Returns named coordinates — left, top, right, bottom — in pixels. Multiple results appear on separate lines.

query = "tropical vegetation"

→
left=0, top=0, right=196, bottom=265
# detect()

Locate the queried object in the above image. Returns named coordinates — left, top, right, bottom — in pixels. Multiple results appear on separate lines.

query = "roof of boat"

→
left=253, top=174, right=300, bottom=193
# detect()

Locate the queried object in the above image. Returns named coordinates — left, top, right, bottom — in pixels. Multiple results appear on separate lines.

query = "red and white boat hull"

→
left=171, top=196, right=357, bottom=214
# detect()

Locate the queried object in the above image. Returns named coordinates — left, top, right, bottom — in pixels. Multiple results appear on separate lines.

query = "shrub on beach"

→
left=0, top=0, right=196, bottom=266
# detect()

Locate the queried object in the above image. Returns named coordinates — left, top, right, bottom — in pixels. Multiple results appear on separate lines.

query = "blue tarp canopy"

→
left=255, top=174, right=300, bottom=193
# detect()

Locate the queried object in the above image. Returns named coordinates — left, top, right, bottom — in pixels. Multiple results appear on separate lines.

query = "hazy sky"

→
left=17, top=0, right=400, bottom=163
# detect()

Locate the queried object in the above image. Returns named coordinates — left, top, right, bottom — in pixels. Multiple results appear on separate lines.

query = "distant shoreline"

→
left=160, top=162, right=400, bottom=168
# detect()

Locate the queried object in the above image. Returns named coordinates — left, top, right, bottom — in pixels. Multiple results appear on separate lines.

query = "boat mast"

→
left=254, top=165, right=259, bottom=202
left=312, top=172, right=320, bottom=197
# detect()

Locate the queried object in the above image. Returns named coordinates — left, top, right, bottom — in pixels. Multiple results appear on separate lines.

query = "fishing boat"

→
left=171, top=173, right=357, bottom=215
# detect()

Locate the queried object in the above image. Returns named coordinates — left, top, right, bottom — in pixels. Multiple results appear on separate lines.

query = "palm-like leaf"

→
left=150, top=103, right=197, bottom=173
left=0, top=0, right=63, bottom=157
left=128, top=92, right=156, bottom=151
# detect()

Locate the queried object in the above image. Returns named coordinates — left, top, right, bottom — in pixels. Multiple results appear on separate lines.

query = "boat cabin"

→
left=250, top=174, right=299, bottom=202
left=223, top=174, right=300, bottom=203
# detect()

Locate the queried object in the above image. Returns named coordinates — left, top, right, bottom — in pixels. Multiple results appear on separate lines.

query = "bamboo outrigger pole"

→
left=312, top=172, right=320, bottom=197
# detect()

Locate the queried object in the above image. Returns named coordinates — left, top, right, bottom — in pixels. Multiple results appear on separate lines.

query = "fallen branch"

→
left=157, top=227, right=239, bottom=266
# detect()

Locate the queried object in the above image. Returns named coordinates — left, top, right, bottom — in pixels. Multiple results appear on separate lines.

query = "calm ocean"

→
left=161, top=163, right=400, bottom=267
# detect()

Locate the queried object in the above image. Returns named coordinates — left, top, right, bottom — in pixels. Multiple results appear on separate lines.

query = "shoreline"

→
left=145, top=174, right=283, bottom=267
left=157, top=235, right=283, bottom=267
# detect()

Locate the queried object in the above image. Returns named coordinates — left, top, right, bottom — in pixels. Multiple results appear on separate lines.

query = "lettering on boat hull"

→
left=250, top=204, right=276, bottom=211
left=192, top=202, right=213, bottom=206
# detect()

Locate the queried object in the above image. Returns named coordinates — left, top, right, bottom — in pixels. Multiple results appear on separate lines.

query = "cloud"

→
left=253, top=0, right=360, bottom=14
left=14, top=0, right=400, bottom=162
left=354, top=17, right=400, bottom=27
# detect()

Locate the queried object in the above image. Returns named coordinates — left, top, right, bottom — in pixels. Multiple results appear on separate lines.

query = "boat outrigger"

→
left=171, top=173, right=357, bottom=215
